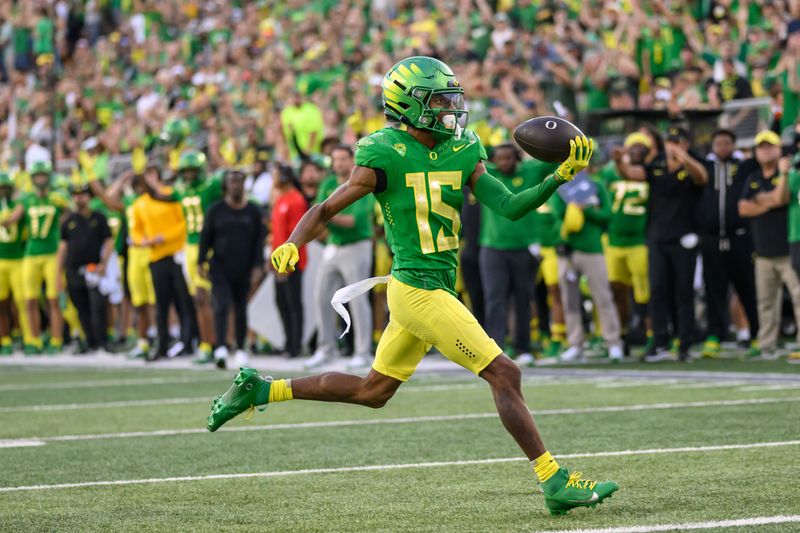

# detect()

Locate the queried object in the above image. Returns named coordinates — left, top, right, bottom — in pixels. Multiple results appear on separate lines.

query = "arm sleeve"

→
left=472, top=171, right=562, bottom=221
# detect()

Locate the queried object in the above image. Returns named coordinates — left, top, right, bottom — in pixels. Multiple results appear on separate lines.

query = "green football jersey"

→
left=597, top=161, right=649, bottom=247
left=0, top=197, right=24, bottom=260
left=90, top=197, right=123, bottom=253
left=316, top=175, right=375, bottom=246
left=788, top=166, right=800, bottom=244
left=173, top=177, right=223, bottom=244
left=481, top=159, right=558, bottom=250
left=355, top=127, right=487, bottom=295
left=22, top=192, right=68, bottom=256
left=535, top=199, right=563, bottom=248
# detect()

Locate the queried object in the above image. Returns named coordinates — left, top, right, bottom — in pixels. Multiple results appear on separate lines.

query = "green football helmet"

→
left=177, top=149, right=207, bottom=181
left=382, top=56, right=467, bottom=141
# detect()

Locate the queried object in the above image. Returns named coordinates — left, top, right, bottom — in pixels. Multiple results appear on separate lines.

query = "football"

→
left=513, top=116, right=585, bottom=163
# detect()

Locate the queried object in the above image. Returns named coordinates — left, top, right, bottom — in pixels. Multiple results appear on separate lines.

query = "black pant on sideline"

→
left=701, top=233, right=759, bottom=340
left=649, top=241, right=697, bottom=351
left=461, top=252, right=484, bottom=326
left=275, top=270, right=303, bottom=357
left=479, top=247, right=536, bottom=354
left=66, top=268, right=108, bottom=350
left=149, top=256, right=195, bottom=357
left=211, top=270, right=250, bottom=351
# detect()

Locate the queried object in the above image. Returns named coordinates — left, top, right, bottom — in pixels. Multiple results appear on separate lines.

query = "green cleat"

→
left=701, top=336, right=720, bottom=358
left=0, top=344, right=12, bottom=356
left=541, top=468, right=619, bottom=515
left=207, top=368, right=272, bottom=432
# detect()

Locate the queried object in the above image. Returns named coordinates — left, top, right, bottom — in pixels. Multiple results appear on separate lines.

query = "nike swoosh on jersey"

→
left=452, top=141, right=475, bottom=152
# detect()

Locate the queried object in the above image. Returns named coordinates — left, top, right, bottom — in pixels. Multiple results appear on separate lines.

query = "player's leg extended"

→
left=419, top=281, right=618, bottom=514
left=207, top=278, right=429, bottom=431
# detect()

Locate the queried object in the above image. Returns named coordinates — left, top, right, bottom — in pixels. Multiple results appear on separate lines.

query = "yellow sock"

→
left=199, top=341, right=212, bottom=354
left=551, top=323, right=566, bottom=343
left=268, top=379, right=293, bottom=403
left=1, top=336, right=11, bottom=347
left=50, top=337, right=63, bottom=348
left=532, top=451, right=559, bottom=483
left=31, top=337, right=43, bottom=348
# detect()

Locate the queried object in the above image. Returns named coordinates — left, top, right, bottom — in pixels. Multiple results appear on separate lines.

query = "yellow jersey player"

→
left=206, top=56, right=618, bottom=515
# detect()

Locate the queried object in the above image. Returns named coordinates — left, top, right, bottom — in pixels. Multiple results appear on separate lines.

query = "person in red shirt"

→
left=271, top=164, right=308, bottom=357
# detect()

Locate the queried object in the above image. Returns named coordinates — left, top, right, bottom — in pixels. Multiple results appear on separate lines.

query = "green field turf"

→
left=0, top=362, right=799, bottom=532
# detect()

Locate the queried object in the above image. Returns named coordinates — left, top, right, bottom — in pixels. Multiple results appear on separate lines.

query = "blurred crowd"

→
left=4, top=0, right=800, bottom=171
left=2, top=0, right=800, bottom=365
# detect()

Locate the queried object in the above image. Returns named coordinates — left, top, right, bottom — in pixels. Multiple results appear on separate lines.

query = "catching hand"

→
left=271, top=242, right=299, bottom=274
left=556, top=136, right=594, bottom=182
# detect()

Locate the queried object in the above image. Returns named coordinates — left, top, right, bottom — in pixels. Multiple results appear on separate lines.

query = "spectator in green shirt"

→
left=281, top=91, right=325, bottom=160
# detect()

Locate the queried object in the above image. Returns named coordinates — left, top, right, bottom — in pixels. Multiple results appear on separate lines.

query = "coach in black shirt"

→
left=616, top=126, right=707, bottom=362
left=738, top=130, right=800, bottom=357
left=57, top=183, right=113, bottom=352
left=199, top=169, right=266, bottom=368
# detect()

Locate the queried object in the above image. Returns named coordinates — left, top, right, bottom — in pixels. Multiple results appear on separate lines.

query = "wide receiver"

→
left=207, top=56, right=618, bottom=515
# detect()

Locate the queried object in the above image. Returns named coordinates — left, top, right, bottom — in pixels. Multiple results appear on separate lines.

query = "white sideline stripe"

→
left=1, top=440, right=799, bottom=493
left=738, top=384, right=800, bottom=392
left=594, top=379, right=688, bottom=389
left=666, top=381, right=749, bottom=390
left=0, top=397, right=209, bottom=413
left=536, top=514, right=800, bottom=533
left=9, top=396, right=799, bottom=444
left=0, top=439, right=45, bottom=448
left=0, top=375, right=228, bottom=392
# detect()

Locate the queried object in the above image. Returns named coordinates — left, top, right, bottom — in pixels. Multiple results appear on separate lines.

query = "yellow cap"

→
left=754, top=130, right=781, bottom=147
left=624, top=132, right=653, bottom=149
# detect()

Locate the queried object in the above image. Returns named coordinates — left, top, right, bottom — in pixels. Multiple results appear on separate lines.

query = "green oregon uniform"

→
left=316, top=175, right=375, bottom=245
left=172, top=177, right=223, bottom=244
left=597, top=161, right=649, bottom=247
left=0, top=198, right=24, bottom=259
left=481, top=159, right=558, bottom=250
left=90, top=197, right=123, bottom=253
left=21, top=192, right=68, bottom=256
left=355, top=127, right=486, bottom=295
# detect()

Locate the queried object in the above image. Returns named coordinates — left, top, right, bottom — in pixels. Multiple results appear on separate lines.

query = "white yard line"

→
left=737, top=384, right=800, bottom=392
left=0, top=439, right=45, bottom=448
left=2, top=396, right=795, bottom=445
left=1, top=440, right=798, bottom=493
left=536, top=514, right=800, bottom=533
left=0, top=375, right=227, bottom=392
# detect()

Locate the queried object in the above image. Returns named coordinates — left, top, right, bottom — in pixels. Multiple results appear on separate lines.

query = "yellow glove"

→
left=560, top=203, right=585, bottom=239
left=271, top=242, right=300, bottom=274
left=555, top=136, right=594, bottom=182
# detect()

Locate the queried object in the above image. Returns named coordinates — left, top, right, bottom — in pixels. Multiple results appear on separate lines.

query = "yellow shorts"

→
left=0, top=259, right=23, bottom=301
left=127, top=247, right=156, bottom=307
left=22, top=254, right=58, bottom=300
left=373, top=277, right=501, bottom=381
left=605, top=244, right=650, bottom=304
left=184, top=243, right=211, bottom=295
left=372, top=241, right=392, bottom=294
left=539, top=247, right=559, bottom=287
